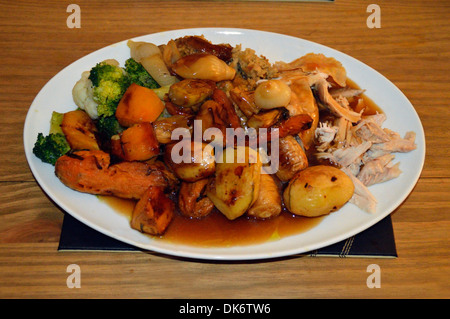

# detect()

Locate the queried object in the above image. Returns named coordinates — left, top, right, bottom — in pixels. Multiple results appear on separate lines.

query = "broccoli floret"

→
left=88, top=61, right=129, bottom=117
left=124, top=58, right=160, bottom=89
left=96, top=115, right=123, bottom=139
left=33, top=133, right=70, bottom=165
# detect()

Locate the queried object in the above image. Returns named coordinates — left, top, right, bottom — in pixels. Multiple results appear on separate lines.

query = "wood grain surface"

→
left=0, top=0, right=449, bottom=299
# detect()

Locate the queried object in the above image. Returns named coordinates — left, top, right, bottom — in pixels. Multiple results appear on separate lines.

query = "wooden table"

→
left=0, top=0, right=448, bottom=299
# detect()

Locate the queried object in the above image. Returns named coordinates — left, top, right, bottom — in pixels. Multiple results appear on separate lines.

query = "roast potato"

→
left=130, top=186, right=174, bottom=236
left=164, top=140, right=215, bottom=182
left=283, top=165, right=354, bottom=217
left=110, top=122, right=159, bottom=161
left=168, top=79, right=215, bottom=108
left=152, top=115, right=192, bottom=144
left=178, top=179, right=214, bottom=218
left=60, top=110, right=99, bottom=151
left=206, top=146, right=262, bottom=220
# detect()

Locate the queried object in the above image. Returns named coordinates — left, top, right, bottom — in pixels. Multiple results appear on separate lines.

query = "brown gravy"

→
left=98, top=78, right=380, bottom=248
left=346, top=78, right=383, bottom=115
left=100, top=196, right=323, bottom=247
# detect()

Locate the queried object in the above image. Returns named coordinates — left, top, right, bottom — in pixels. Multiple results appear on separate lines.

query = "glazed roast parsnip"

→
left=247, top=173, right=282, bottom=219
left=275, top=135, right=308, bottom=182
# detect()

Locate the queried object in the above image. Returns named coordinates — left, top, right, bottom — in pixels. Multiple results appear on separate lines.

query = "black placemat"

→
left=58, top=213, right=397, bottom=258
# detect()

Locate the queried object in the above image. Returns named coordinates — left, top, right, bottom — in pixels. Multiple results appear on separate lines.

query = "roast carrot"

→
left=115, top=83, right=165, bottom=127
left=111, top=122, right=160, bottom=161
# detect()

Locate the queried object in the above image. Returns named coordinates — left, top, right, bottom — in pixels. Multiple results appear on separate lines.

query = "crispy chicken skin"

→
left=55, top=150, right=178, bottom=200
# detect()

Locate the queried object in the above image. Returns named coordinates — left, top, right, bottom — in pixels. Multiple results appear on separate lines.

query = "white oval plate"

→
left=24, top=28, right=425, bottom=260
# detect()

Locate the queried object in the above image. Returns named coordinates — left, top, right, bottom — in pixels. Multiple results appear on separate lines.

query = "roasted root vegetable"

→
left=127, top=40, right=161, bottom=63
left=194, top=89, right=242, bottom=142
left=247, top=109, right=281, bottom=130
left=130, top=186, right=175, bottom=236
left=151, top=85, right=171, bottom=100
left=152, top=115, right=192, bottom=144
left=164, top=100, right=195, bottom=116
left=168, top=79, right=215, bottom=108
left=55, top=150, right=177, bottom=200
left=60, top=110, right=100, bottom=150
left=162, top=39, right=182, bottom=67
left=229, top=87, right=259, bottom=118
left=283, top=165, right=354, bottom=217
left=110, top=122, right=159, bottom=161
left=115, top=83, right=165, bottom=127
left=275, top=114, right=313, bottom=139
left=178, top=179, right=214, bottom=218
left=257, top=114, right=314, bottom=142
left=171, top=53, right=236, bottom=82
left=275, top=135, right=308, bottom=182
left=212, top=88, right=242, bottom=129
left=206, top=147, right=262, bottom=220
left=247, top=173, right=282, bottom=219
left=195, top=100, right=220, bottom=139
left=164, top=140, right=215, bottom=182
